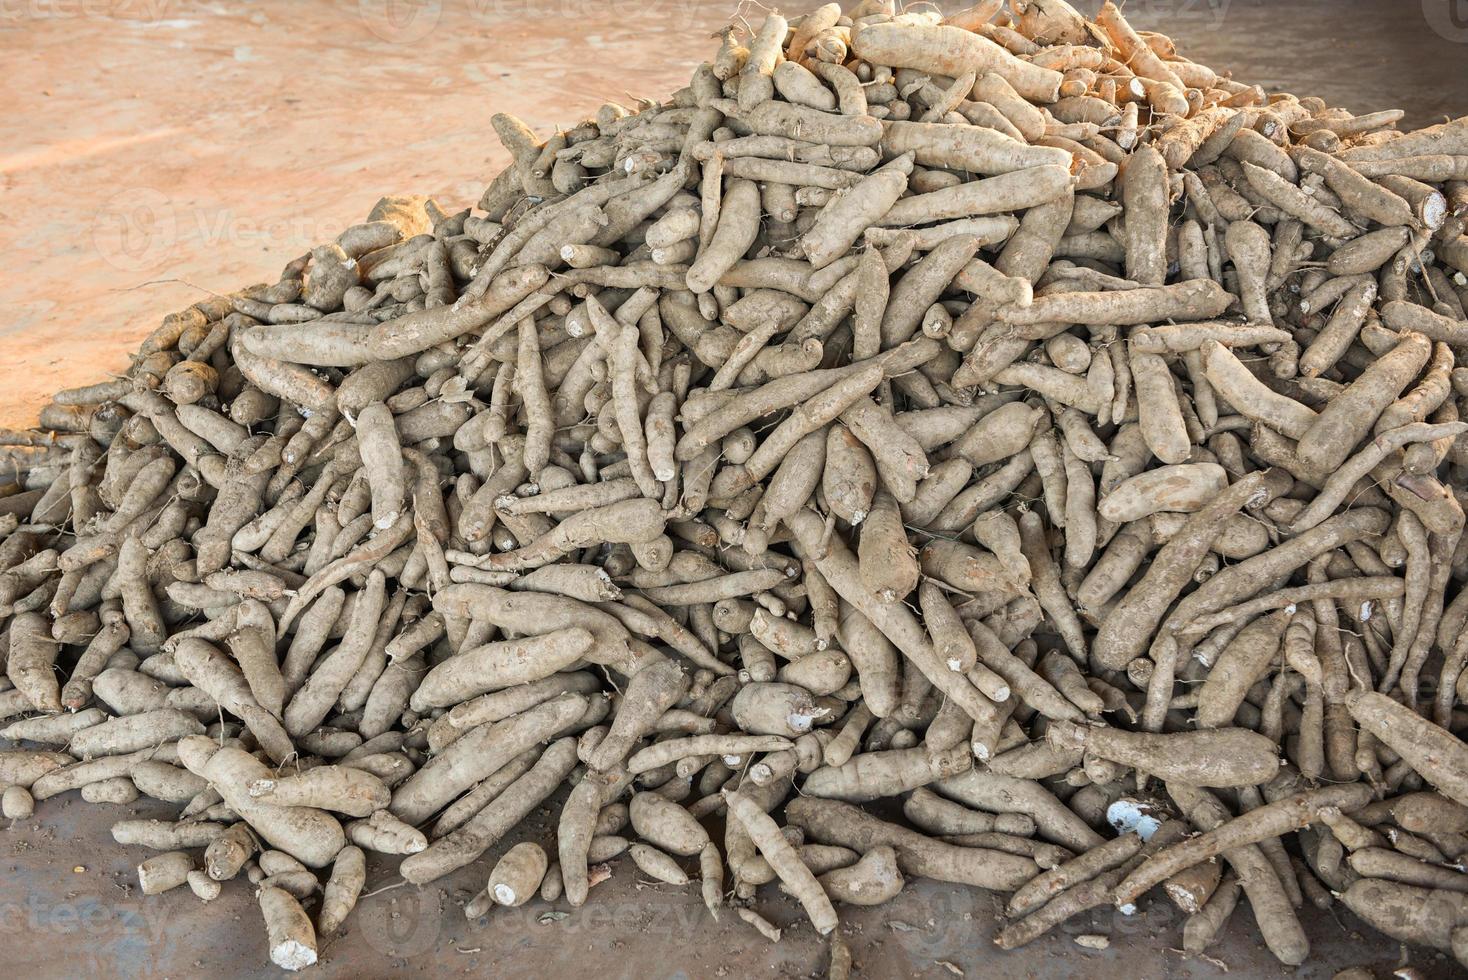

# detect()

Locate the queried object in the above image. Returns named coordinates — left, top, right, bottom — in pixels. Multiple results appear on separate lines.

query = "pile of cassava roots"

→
left=7, top=0, right=1468, bottom=973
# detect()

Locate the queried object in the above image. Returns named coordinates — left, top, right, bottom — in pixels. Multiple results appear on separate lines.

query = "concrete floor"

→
left=2, top=1, right=1468, bottom=976
left=3, top=787, right=1450, bottom=979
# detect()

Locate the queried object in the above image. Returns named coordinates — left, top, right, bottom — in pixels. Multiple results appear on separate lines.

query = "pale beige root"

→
left=837, top=603, right=900, bottom=719
left=788, top=509, right=996, bottom=726
left=259, top=885, right=318, bottom=972
left=1182, top=870, right=1241, bottom=953
left=2, top=785, right=35, bottom=820
left=713, top=98, right=883, bottom=149
left=723, top=772, right=792, bottom=889
left=1115, top=784, right=1372, bottom=907
left=402, top=738, right=577, bottom=885
left=346, top=809, right=428, bottom=855
left=248, top=766, right=390, bottom=818
left=284, top=570, right=388, bottom=737
left=1295, top=330, right=1432, bottom=473
left=724, top=788, right=839, bottom=934
left=82, top=776, right=138, bottom=804
left=7, top=611, right=62, bottom=712
left=605, top=305, right=661, bottom=499
left=1017, top=510, right=1088, bottom=663
left=1349, top=691, right=1468, bottom=806
left=410, top=627, right=595, bottom=710
left=177, top=739, right=345, bottom=869
left=1370, top=793, right=1468, bottom=835
left=1097, top=463, right=1229, bottom=523
left=390, top=692, right=588, bottom=825
left=560, top=766, right=632, bottom=907
left=1289, top=421, right=1467, bottom=534
left=465, top=498, right=668, bottom=572
left=879, top=166, right=1075, bottom=227
left=68, top=709, right=204, bottom=760
left=1, top=708, right=106, bottom=745
left=803, top=743, right=974, bottom=802
left=880, top=120, right=1068, bottom=174
left=432, top=673, right=598, bottom=751
left=318, top=845, right=366, bottom=935
left=1348, top=846, right=1468, bottom=892
left=699, top=842, right=724, bottom=921
left=1090, top=469, right=1278, bottom=671
left=687, top=178, right=762, bottom=292
left=858, top=491, right=919, bottom=601
left=879, top=235, right=985, bottom=349
left=966, top=618, right=1081, bottom=724
left=353, top=403, right=406, bottom=530
left=368, top=264, right=548, bottom=359
left=137, top=851, right=195, bottom=895
left=627, top=734, right=793, bottom=775
left=205, top=823, right=260, bottom=882
left=1046, top=721, right=1281, bottom=787
left=188, top=870, right=222, bottom=902
left=489, top=841, right=549, bottom=906
left=674, top=339, right=937, bottom=462
left=919, top=580, right=978, bottom=674
left=1168, top=784, right=1310, bottom=966
left=736, top=906, right=782, bottom=942
left=1128, top=343, right=1191, bottom=464
left=936, top=769, right=1102, bottom=853
left=1120, top=145, right=1169, bottom=285
left=630, top=790, right=712, bottom=856
left=994, top=822, right=1191, bottom=949
left=586, top=659, right=688, bottom=770
left=1194, top=610, right=1292, bottom=728
left=800, top=154, right=914, bottom=270
left=786, top=796, right=1041, bottom=891
left=228, top=598, right=287, bottom=719
left=1341, top=878, right=1468, bottom=955
left=735, top=11, right=787, bottom=110
left=424, top=749, right=538, bottom=838
left=1007, top=832, right=1144, bottom=917
left=112, top=819, right=228, bottom=850
left=173, top=638, right=294, bottom=765
left=816, top=845, right=904, bottom=906
left=850, top=21, right=1062, bottom=102
left=731, top=682, right=827, bottom=738
left=903, top=787, right=1036, bottom=838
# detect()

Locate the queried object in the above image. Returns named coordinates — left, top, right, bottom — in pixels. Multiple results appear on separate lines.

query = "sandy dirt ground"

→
left=2, top=1, right=1468, bottom=976
left=2, top=0, right=1466, bottom=429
